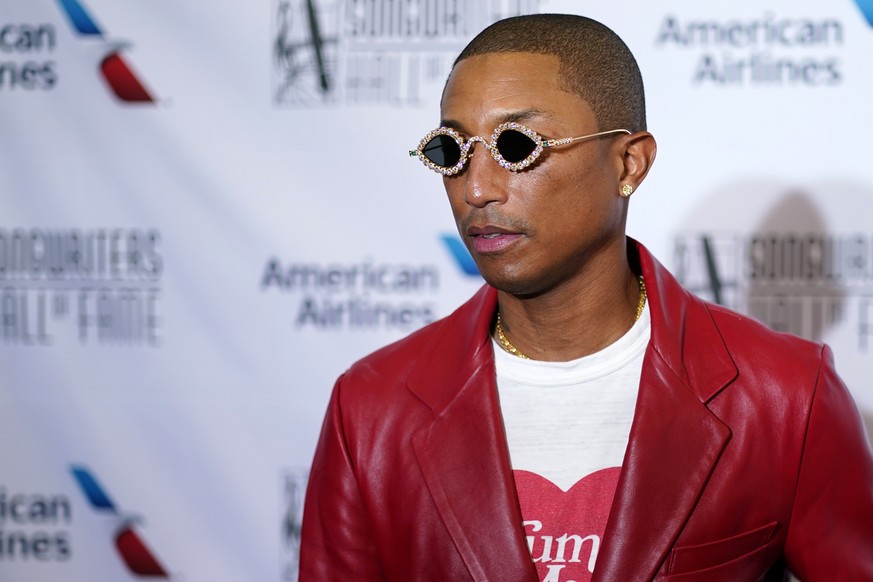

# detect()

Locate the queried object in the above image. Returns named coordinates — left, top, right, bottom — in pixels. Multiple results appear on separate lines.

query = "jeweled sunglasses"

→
left=409, top=122, right=631, bottom=175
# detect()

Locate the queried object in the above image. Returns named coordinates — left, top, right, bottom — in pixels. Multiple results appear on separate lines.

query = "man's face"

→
left=440, top=52, right=629, bottom=297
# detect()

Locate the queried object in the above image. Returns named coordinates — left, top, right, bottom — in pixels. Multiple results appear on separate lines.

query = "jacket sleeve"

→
left=784, top=345, right=873, bottom=580
left=299, top=374, right=385, bottom=581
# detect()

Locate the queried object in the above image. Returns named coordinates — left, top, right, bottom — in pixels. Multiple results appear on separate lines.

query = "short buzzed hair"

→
left=454, top=14, right=646, bottom=132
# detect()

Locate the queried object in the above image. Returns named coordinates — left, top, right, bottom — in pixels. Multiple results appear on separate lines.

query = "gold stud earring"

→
left=621, top=184, right=634, bottom=197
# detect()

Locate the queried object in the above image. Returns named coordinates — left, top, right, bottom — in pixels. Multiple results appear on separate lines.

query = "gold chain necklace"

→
left=495, top=276, right=647, bottom=360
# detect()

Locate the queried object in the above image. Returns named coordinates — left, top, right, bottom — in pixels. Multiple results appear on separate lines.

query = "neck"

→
left=494, top=252, right=642, bottom=362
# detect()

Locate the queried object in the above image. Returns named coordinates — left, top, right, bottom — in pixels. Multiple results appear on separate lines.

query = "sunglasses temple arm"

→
left=544, top=128, right=632, bottom=148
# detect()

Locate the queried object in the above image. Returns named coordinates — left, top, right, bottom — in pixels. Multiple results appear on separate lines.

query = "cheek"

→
left=528, top=166, right=621, bottom=237
left=516, top=168, right=581, bottom=216
left=558, top=153, right=620, bottom=208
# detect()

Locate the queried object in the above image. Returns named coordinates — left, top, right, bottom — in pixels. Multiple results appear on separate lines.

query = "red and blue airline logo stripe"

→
left=55, top=0, right=155, bottom=102
left=71, top=466, right=169, bottom=578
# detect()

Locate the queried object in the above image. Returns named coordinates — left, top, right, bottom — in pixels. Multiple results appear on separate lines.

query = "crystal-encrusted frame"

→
left=409, top=123, right=632, bottom=175
left=409, top=127, right=468, bottom=176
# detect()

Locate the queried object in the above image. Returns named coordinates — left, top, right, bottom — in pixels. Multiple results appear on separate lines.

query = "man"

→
left=300, top=14, right=873, bottom=581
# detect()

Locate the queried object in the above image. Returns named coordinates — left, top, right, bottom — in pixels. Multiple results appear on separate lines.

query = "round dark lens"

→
left=496, top=130, right=536, bottom=163
left=422, top=135, right=461, bottom=167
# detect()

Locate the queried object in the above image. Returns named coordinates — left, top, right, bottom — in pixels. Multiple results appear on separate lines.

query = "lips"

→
left=467, top=225, right=523, bottom=254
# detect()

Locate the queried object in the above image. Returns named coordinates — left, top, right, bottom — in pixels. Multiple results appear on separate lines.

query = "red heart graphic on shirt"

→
left=513, top=467, right=621, bottom=582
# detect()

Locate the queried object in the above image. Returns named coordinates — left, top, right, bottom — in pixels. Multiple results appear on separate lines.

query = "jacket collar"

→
left=407, top=285, right=539, bottom=580
left=407, top=240, right=738, bottom=581
left=406, top=240, right=738, bottom=413
left=407, top=283, right=497, bottom=415
left=636, top=240, right=738, bottom=403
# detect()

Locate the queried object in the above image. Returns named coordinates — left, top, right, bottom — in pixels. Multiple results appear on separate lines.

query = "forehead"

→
left=440, top=52, right=595, bottom=129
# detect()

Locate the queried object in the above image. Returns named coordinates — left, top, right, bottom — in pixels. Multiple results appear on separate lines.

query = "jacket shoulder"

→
left=347, top=314, right=450, bottom=383
left=702, top=301, right=833, bottom=409
left=706, top=302, right=824, bottom=366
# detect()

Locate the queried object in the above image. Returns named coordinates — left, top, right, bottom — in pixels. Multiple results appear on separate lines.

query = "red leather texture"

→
left=300, top=241, right=873, bottom=581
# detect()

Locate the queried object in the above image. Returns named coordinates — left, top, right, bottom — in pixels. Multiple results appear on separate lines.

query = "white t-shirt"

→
left=494, top=303, right=650, bottom=582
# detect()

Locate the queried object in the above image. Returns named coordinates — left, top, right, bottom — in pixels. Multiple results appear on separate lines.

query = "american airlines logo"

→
left=55, top=0, right=155, bottom=102
left=855, top=0, right=873, bottom=27
left=441, top=234, right=480, bottom=277
left=70, top=466, right=170, bottom=578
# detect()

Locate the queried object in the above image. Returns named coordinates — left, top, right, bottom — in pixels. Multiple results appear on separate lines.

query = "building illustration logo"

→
left=55, top=0, right=155, bottom=102
left=70, top=466, right=169, bottom=578
left=273, top=0, right=338, bottom=105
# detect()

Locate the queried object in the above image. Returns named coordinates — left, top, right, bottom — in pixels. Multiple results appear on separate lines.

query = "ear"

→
left=618, top=132, right=657, bottom=191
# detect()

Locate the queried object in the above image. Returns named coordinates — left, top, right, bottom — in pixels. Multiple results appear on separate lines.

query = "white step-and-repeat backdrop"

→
left=1, top=0, right=871, bottom=580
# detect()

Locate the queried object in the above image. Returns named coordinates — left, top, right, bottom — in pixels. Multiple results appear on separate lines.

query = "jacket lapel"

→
left=592, top=348, right=732, bottom=580
left=594, top=242, right=738, bottom=581
left=408, top=286, right=538, bottom=582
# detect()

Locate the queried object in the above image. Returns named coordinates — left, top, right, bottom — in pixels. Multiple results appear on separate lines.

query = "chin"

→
left=478, top=267, right=546, bottom=299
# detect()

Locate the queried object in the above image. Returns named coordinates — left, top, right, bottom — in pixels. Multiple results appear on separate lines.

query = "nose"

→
left=461, top=140, right=509, bottom=208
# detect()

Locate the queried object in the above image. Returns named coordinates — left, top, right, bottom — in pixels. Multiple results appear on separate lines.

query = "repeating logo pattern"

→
left=55, top=0, right=155, bottom=102
left=70, top=466, right=169, bottom=578
left=280, top=470, right=307, bottom=582
left=441, top=234, right=480, bottom=277
left=674, top=231, right=873, bottom=348
left=855, top=0, right=873, bottom=27
left=655, top=12, right=846, bottom=86
left=272, top=0, right=541, bottom=107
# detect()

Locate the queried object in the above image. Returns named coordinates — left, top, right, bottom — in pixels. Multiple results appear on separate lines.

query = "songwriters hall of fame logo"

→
left=272, top=0, right=541, bottom=107
left=280, top=469, right=307, bottom=581
left=673, top=232, right=873, bottom=350
left=0, top=228, right=163, bottom=347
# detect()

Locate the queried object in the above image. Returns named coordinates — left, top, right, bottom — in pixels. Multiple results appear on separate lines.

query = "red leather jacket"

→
left=300, top=242, right=873, bottom=581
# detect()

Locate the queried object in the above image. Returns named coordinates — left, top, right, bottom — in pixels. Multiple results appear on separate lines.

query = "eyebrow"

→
left=439, top=108, right=552, bottom=134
